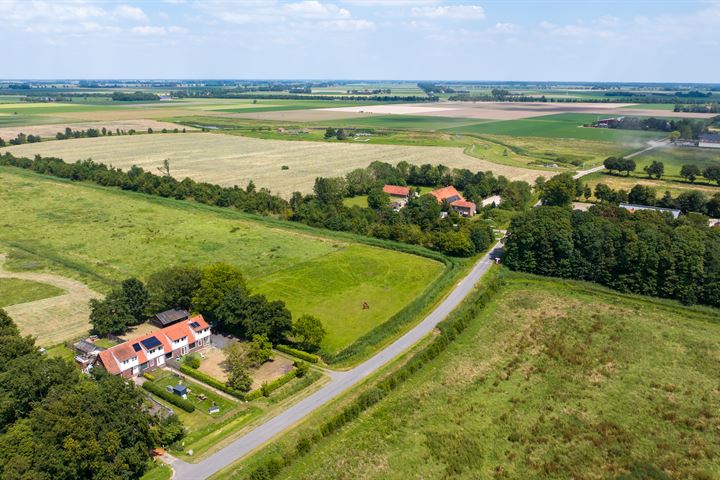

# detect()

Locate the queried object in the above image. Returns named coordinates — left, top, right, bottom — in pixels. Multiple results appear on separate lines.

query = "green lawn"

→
left=631, top=146, right=720, bottom=180
left=443, top=113, right=664, bottom=142
left=254, top=244, right=444, bottom=354
left=0, top=277, right=64, bottom=307
left=44, top=343, right=75, bottom=361
left=343, top=195, right=368, bottom=208
left=0, top=167, right=444, bottom=356
left=621, top=103, right=677, bottom=111
left=272, top=274, right=720, bottom=479
left=140, top=464, right=172, bottom=480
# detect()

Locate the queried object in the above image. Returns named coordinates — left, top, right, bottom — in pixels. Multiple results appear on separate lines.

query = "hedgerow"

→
left=178, top=365, right=246, bottom=399
left=142, top=381, right=195, bottom=413
left=276, top=345, right=319, bottom=363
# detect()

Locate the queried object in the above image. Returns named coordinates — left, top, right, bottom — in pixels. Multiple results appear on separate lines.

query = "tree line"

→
left=503, top=205, right=720, bottom=307
left=603, top=156, right=720, bottom=185
left=596, top=117, right=711, bottom=139
left=0, top=153, right=504, bottom=257
left=0, top=309, right=184, bottom=479
left=111, top=91, right=160, bottom=101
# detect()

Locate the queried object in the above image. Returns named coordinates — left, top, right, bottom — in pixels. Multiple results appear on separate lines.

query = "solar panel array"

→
left=141, top=336, right=162, bottom=350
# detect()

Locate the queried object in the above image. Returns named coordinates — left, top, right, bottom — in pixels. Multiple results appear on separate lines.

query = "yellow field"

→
left=2, top=132, right=546, bottom=197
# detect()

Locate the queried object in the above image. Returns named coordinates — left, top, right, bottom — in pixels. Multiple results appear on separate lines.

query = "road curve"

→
left=171, top=241, right=503, bottom=480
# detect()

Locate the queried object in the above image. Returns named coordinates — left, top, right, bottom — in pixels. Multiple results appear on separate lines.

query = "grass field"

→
left=584, top=172, right=720, bottom=199
left=631, top=147, right=720, bottom=181
left=0, top=167, right=443, bottom=353
left=270, top=273, right=720, bottom=480
left=0, top=277, right=64, bottom=308
left=1, top=132, right=545, bottom=196
left=443, top=113, right=664, bottom=142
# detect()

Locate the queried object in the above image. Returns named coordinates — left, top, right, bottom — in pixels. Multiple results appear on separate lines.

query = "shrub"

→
left=143, top=372, right=155, bottom=382
left=281, top=165, right=289, bottom=170
left=142, top=381, right=195, bottom=413
left=178, top=365, right=246, bottom=399
left=182, top=353, right=201, bottom=369
left=294, top=360, right=309, bottom=378
left=276, top=345, right=319, bottom=363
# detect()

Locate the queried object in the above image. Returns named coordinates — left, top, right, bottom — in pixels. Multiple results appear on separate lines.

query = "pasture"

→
left=0, top=167, right=443, bottom=352
left=0, top=277, right=64, bottom=308
left=270, top=274, right=720, bottom=480
left=1, top=132, right=546, bottom=196
left=631, top=147, right=720, bottom=181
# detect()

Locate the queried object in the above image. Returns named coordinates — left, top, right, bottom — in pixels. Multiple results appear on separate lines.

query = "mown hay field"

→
left=1, top=132, right=545, bottom=197
left=270, top=274, right=720, bottom=480
left=0, top=167, right=443, bottom=351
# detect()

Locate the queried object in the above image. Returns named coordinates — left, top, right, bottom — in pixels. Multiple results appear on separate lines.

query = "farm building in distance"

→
left=151, top=308, right=190, bottom=328
left=620, top=203, right=681, bottom=219
left=431, top=186, right=477, bottom=217
left=383, top=184, right=411, bottom=208
left=96, top=315, right=211, bottom=378
left=595, top=117, right=623, bottom=128
left=698, top=133, right=720, bottom=148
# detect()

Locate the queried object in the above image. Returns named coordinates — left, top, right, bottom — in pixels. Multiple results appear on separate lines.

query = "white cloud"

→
left=284, top=1, right=351, bottom=19
left=411, top=5, right=485, bottom=20
left=342, top=0, right=438, bottom=5
left=113, top=4, right=148, bottom=22
left=491, top=22, right=518, bottom=34
left=320, top=18, right=374, bottom=30
left=131, top=25, right=187, bottom=35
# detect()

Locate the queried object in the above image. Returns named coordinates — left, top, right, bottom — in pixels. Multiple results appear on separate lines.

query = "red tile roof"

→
left=431, top=186, right=463, bottom=203
left=383, top=185, right=410, bottom=197
left=451, top=199, right=476, bottom=209
left=94, top=314, right=209, bottom=375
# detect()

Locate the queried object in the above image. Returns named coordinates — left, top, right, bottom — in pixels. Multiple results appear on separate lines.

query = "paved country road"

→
left=170, top=241, right=504, bottom=480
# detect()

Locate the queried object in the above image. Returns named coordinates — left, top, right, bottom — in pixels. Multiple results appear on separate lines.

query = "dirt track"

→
left=0, top=253, right=101, bottom=345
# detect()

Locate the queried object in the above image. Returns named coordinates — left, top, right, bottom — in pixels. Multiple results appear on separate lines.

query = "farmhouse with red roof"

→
left=430, top=185, right=476, bottom=217
left=95, top=315, right=211, bottom=378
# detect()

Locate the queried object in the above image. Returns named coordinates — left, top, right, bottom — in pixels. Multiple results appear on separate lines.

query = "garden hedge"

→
left=178, top=364, right=246, bottom=399
left=276, top=345, right=319, bottom=363
left=142, top=381, right=195, bottom=413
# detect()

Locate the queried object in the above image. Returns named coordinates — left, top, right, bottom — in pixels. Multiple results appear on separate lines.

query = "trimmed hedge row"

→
left=142, top=381, right=195, bottom=413
left=276, top=345, right=319, bottom=363
left=178, top=364, right=246, bottom=399
left=246, top=368, right=299, bottom=401
left=244, top=271, right=505, bottom=480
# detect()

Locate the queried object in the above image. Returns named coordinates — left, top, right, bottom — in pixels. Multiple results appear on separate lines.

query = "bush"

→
left=182, top=353, right=201, bottom=369
left=142, top=381, right=195, bottom=413
left=178, top=365, right=246, bottom=399
left=294, top=360, right=309, bottom=378
left=142, top=372, right=155, bottom=382
left=276, top=345, right=319, bottom=363
left=245, top=368, right=299, bottom=400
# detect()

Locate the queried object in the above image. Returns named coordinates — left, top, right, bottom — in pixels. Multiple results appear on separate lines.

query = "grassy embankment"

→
left=214, top=272, right=720, bottom=480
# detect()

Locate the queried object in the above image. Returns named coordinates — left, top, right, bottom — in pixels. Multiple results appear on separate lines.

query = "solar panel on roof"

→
left=132, top=343, right=141, bottom=352
left=190, top=321, right=200, bottom=328
left=141, top=336, right=162, bottom=349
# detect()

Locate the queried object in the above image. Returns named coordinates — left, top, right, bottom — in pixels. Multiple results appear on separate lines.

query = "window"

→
left=189, top=342, right=196, bottom=349
left=165, top=352, right=172, bottom=359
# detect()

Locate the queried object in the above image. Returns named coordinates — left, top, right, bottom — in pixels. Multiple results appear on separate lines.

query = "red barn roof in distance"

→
left=431, top=185, right=463, bottom=203
left=383, top=185, right=410, bottom=197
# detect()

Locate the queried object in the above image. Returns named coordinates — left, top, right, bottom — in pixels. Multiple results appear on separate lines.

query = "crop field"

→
left=272, top=274, right=720, bottom=480
left=631, top=147, right=720, bottom=180
left=443, top=113, right=665, bottom=141
left=1, top=132, right=546, bottom=196
left=0, top=167, right=443, bottom=351
left=0, top=119, right=195, bottom=140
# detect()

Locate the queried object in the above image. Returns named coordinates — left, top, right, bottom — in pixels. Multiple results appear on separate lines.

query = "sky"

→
left=1, top=0, right=719, bottom=82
